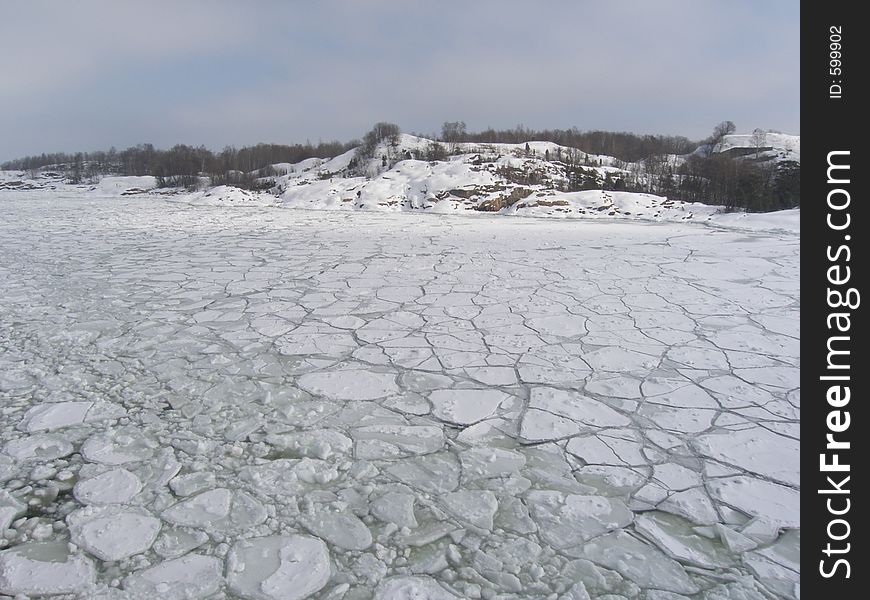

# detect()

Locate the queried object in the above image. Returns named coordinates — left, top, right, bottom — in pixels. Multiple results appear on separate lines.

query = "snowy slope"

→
left=1, top=131, right=800, bottom=234
left=712, top=132, right=800, bottom=163
left=273, top=134, right=672, bottom=214
left=250, top=133, right=798, bottom=232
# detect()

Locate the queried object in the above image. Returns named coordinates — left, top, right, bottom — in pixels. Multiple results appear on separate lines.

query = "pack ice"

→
left=0, top=181, right=799, bottom=598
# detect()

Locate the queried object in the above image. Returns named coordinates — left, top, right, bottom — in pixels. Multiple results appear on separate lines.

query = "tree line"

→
left=0, top=122, right=703, bottom=177
left=1, top=140, right=355, bottom=188
left=435, top=121, right=697, bottom=162
left=2, top=120, right=798, bottom=211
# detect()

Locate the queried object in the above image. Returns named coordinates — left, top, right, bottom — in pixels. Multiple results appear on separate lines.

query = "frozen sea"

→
left=0, top=191, right=799, bottom=599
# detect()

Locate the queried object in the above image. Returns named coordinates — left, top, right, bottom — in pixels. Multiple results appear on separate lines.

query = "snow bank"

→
left=707, top=208, right=799, bottom=233
left=169, top=185, right=279, bottom=207
left=98, top=176, right=158, bottom=193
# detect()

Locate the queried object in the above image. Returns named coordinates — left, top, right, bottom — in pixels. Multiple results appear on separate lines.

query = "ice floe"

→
left=227, top=535, right=331, bottom=600
left=0, top=191, right=800, bottom=598
left=123, top=554, right=222, bottom=599
left=74, top=468, right=142, bottom=505
left=0, top=542, right=95, bottom=596
left=68, top=506, right=161, bottom=561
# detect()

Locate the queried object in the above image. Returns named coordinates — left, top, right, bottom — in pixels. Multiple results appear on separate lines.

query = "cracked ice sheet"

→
left=0, top=189, right=799, bottom=599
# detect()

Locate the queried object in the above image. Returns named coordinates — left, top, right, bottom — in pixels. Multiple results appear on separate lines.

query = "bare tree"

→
left=706, top=120, right=736, bottom=156
left=353, top=122, right=402, bottom=175
left=751, top=128, right=768, bottom=160
left=440, top=121, right=466, bottom=142
left=441, top=121, right=467, bottom=154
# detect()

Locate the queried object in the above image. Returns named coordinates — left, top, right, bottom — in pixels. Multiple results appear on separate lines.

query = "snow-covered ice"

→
left=67, top=506, right=161, bottom=561
left=0, top=542, right=95, bottom=596
left=18, top=401, right=125, bottom=432
left=430, top=389, right=510, bottom=425
left=0, top=187, right=799, bottom=598
left=123, top=553, right=222, bottom=599
left=74, top=468, right=142, bottom=505
left=227, top=535, right=331, bottom=600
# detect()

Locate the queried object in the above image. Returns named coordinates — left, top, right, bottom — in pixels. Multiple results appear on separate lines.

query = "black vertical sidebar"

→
left=802, top=2, right=865, bottom=597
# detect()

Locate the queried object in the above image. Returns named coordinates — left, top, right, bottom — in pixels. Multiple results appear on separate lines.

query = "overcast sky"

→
left=1, top=0, right=799, bottom=161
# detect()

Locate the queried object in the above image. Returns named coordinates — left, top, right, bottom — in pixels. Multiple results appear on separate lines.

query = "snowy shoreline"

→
left=1, top=170, right=801, bottom=238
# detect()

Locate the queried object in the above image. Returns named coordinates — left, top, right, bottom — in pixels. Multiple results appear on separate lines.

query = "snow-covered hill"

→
left=1, top=131, right=799, bottom=234
left=710, top=132, right=800, bottom=163
left=254, top=133, right=797, bottom=232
